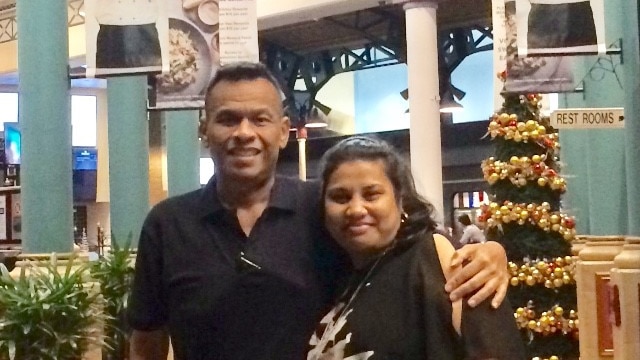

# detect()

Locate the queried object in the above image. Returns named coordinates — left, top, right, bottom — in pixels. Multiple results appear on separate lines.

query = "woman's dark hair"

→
left=457, top=214, right=472, bottom=226
left=319, top=136, right=438, bottom=241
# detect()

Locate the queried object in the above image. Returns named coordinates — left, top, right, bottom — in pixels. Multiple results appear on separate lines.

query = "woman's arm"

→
left=432, top=234, right=463, bottom=335
left=434, top=238, right=526, bottom=359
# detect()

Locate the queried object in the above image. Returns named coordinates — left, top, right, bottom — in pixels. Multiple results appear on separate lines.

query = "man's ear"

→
left=279, top=116, right=291, bottom=149
left=198, top=118, right=208, bottom=147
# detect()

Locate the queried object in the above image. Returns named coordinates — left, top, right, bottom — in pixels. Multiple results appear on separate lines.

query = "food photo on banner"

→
left=84, top=0, right=170, bottom=77
left=148, top=0, right=221, bottom=109
left=515, top=0, right=606, bottom=56
left=503, top=0, right=575, bottom=94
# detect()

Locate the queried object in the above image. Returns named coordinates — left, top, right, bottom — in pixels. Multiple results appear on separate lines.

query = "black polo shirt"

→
left=128, top=176, right=342, bottom=360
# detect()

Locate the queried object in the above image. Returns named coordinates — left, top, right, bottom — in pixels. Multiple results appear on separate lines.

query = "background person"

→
left=128, top=62, right=511, bottom=360
left=457, top=214, right=486, bottom=245
left=307, top=137, right=525, bottom=359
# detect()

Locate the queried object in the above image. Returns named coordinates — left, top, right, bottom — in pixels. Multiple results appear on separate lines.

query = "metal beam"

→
left=262, top=8, right=494, bottom=127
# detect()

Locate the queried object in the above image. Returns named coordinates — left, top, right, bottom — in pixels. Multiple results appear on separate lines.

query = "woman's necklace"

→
left=314, top=246, right=394, bottom=351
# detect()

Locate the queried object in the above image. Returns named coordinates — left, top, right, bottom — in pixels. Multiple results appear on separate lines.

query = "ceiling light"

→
left=304, top=107, right=328, bottom=128
left=439, top=89, right=464, bottom=113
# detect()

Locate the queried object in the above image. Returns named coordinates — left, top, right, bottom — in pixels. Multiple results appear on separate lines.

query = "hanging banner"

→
left=218, top=0, right=259, bottom=64
left=502, top=0, right=575, bottom=94
left=515, top=0, right=606, bottom=56
left=491, top=0, right=508, bottom=110
left=149, top=0, right=221, bottom=109
left=84, top=0, right=170, bottom=77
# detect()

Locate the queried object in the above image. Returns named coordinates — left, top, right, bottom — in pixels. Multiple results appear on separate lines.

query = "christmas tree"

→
left=478, top=72, right=579, bottom=360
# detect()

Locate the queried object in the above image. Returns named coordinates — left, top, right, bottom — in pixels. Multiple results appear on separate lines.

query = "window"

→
left=200, top=158, right=214, bottom=185
left=71, top=95, right=97, bottom=147
left=0, top=92, right=18, bottom=131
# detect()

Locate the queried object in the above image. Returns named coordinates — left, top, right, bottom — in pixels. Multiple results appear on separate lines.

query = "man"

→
left=458, top=214, right=487, bottom=245
left=128, top=62, right=509, bottom=359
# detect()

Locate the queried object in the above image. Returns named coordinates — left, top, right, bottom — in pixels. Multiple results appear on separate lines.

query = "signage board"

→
left=551, top=108, right=625, bottom=129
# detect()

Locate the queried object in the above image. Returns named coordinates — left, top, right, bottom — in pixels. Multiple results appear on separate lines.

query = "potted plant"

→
left=90, top=236, right=135, bottom=360
left=0, top=253, right=106, bottom=360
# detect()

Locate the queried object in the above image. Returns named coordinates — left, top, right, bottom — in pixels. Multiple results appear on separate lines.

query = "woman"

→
left=308, top=136, right=525, bottom=360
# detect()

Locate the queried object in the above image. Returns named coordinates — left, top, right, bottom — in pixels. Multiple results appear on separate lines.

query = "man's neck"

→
left=217, top=175, right=276, bottom=236
left=216, top=175, right=275, bottom=209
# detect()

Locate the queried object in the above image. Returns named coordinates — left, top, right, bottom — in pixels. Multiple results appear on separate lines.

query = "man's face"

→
left=201, top=78, right=290, bottom=184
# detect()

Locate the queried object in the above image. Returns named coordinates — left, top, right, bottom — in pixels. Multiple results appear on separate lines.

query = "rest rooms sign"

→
left=551, top=108, right=625, bottom=129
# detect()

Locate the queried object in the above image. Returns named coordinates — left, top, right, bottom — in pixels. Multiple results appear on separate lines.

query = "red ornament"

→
left=565, top=218, right=576, bottom=229
left=533, top=164, right=542, bottom=174
left=532, top=210, right=541, bottom=221
left=527, top=94, right=536, bottom=101
left=547, top=169, right=557, bottom=177
left=509, top=120, right=517, bottom=127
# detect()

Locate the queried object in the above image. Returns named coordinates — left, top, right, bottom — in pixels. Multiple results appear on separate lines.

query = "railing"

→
left=0, top=0, right=85, bottom=44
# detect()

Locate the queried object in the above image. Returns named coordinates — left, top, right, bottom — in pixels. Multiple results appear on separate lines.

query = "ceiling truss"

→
left=261, top=6, right=493, bottom=126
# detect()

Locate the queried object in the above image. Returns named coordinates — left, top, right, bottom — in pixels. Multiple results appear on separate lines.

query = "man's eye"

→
left=255, top=116, right=271, bottom=124
left=216, top=116, right=237, bottom=125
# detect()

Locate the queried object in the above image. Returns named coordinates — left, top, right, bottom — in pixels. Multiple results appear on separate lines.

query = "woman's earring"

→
left=401, top=212, right=409, bottom=223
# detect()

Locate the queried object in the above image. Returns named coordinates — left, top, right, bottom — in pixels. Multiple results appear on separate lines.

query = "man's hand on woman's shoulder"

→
left=444, top=241, right=509, bottom=308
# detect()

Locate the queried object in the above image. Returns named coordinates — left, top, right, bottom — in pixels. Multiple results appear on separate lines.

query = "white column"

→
left=403, top=1, right=444, bottom=221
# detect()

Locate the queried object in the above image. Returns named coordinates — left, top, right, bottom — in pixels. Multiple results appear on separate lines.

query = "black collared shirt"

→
left=128, top=176, right=343, bottom=360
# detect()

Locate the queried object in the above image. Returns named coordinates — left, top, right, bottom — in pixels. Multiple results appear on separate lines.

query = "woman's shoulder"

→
left=393, top=233, right=447, bottom=275
left=402, top=232, right=453, bottom=257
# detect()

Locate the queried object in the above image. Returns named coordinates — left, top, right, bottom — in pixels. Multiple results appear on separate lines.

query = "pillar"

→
left=403, top=0, right=444, bottom=221
left=165, top=110, right=200, bottom=197
left=576, top=236, right=625, bottom=359
left=559, top=0, right=631, bottom=236
left=107, top=76, right=150, bottom=247
left=17, top=0, right=73, bottom=253
left=610, top=237, right=640, bottom=360
left=622, top=1, right=640, bottom=235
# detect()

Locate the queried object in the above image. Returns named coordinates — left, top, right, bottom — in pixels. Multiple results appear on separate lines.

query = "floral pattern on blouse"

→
left=307, top=302, right=374, bottom=360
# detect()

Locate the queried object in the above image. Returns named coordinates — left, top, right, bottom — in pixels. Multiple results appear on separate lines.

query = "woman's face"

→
left=324, top=160, right=402, bottom=267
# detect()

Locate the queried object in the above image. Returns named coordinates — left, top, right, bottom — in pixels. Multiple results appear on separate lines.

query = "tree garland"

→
left=515, top=304, right=579, bottom=338
left=482, top=155, right=567, bottom=192
left=488, top=113, right=560, bottom=152
left=478, top=201, right=577, bottom=241
left=508, top=256, right=575, bottom=289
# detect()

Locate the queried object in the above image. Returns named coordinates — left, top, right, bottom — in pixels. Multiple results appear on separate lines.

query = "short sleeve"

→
left=127, top=209, right=168, bottom=331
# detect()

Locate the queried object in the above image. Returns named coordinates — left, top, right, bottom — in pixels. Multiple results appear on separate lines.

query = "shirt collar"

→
left=196, top=175, right=299, bottom=219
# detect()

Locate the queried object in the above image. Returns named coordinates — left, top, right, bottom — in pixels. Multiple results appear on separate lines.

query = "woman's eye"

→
left=326, top=192, right=350, bottom=204
left=364, top=192, right=382, bottom=201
